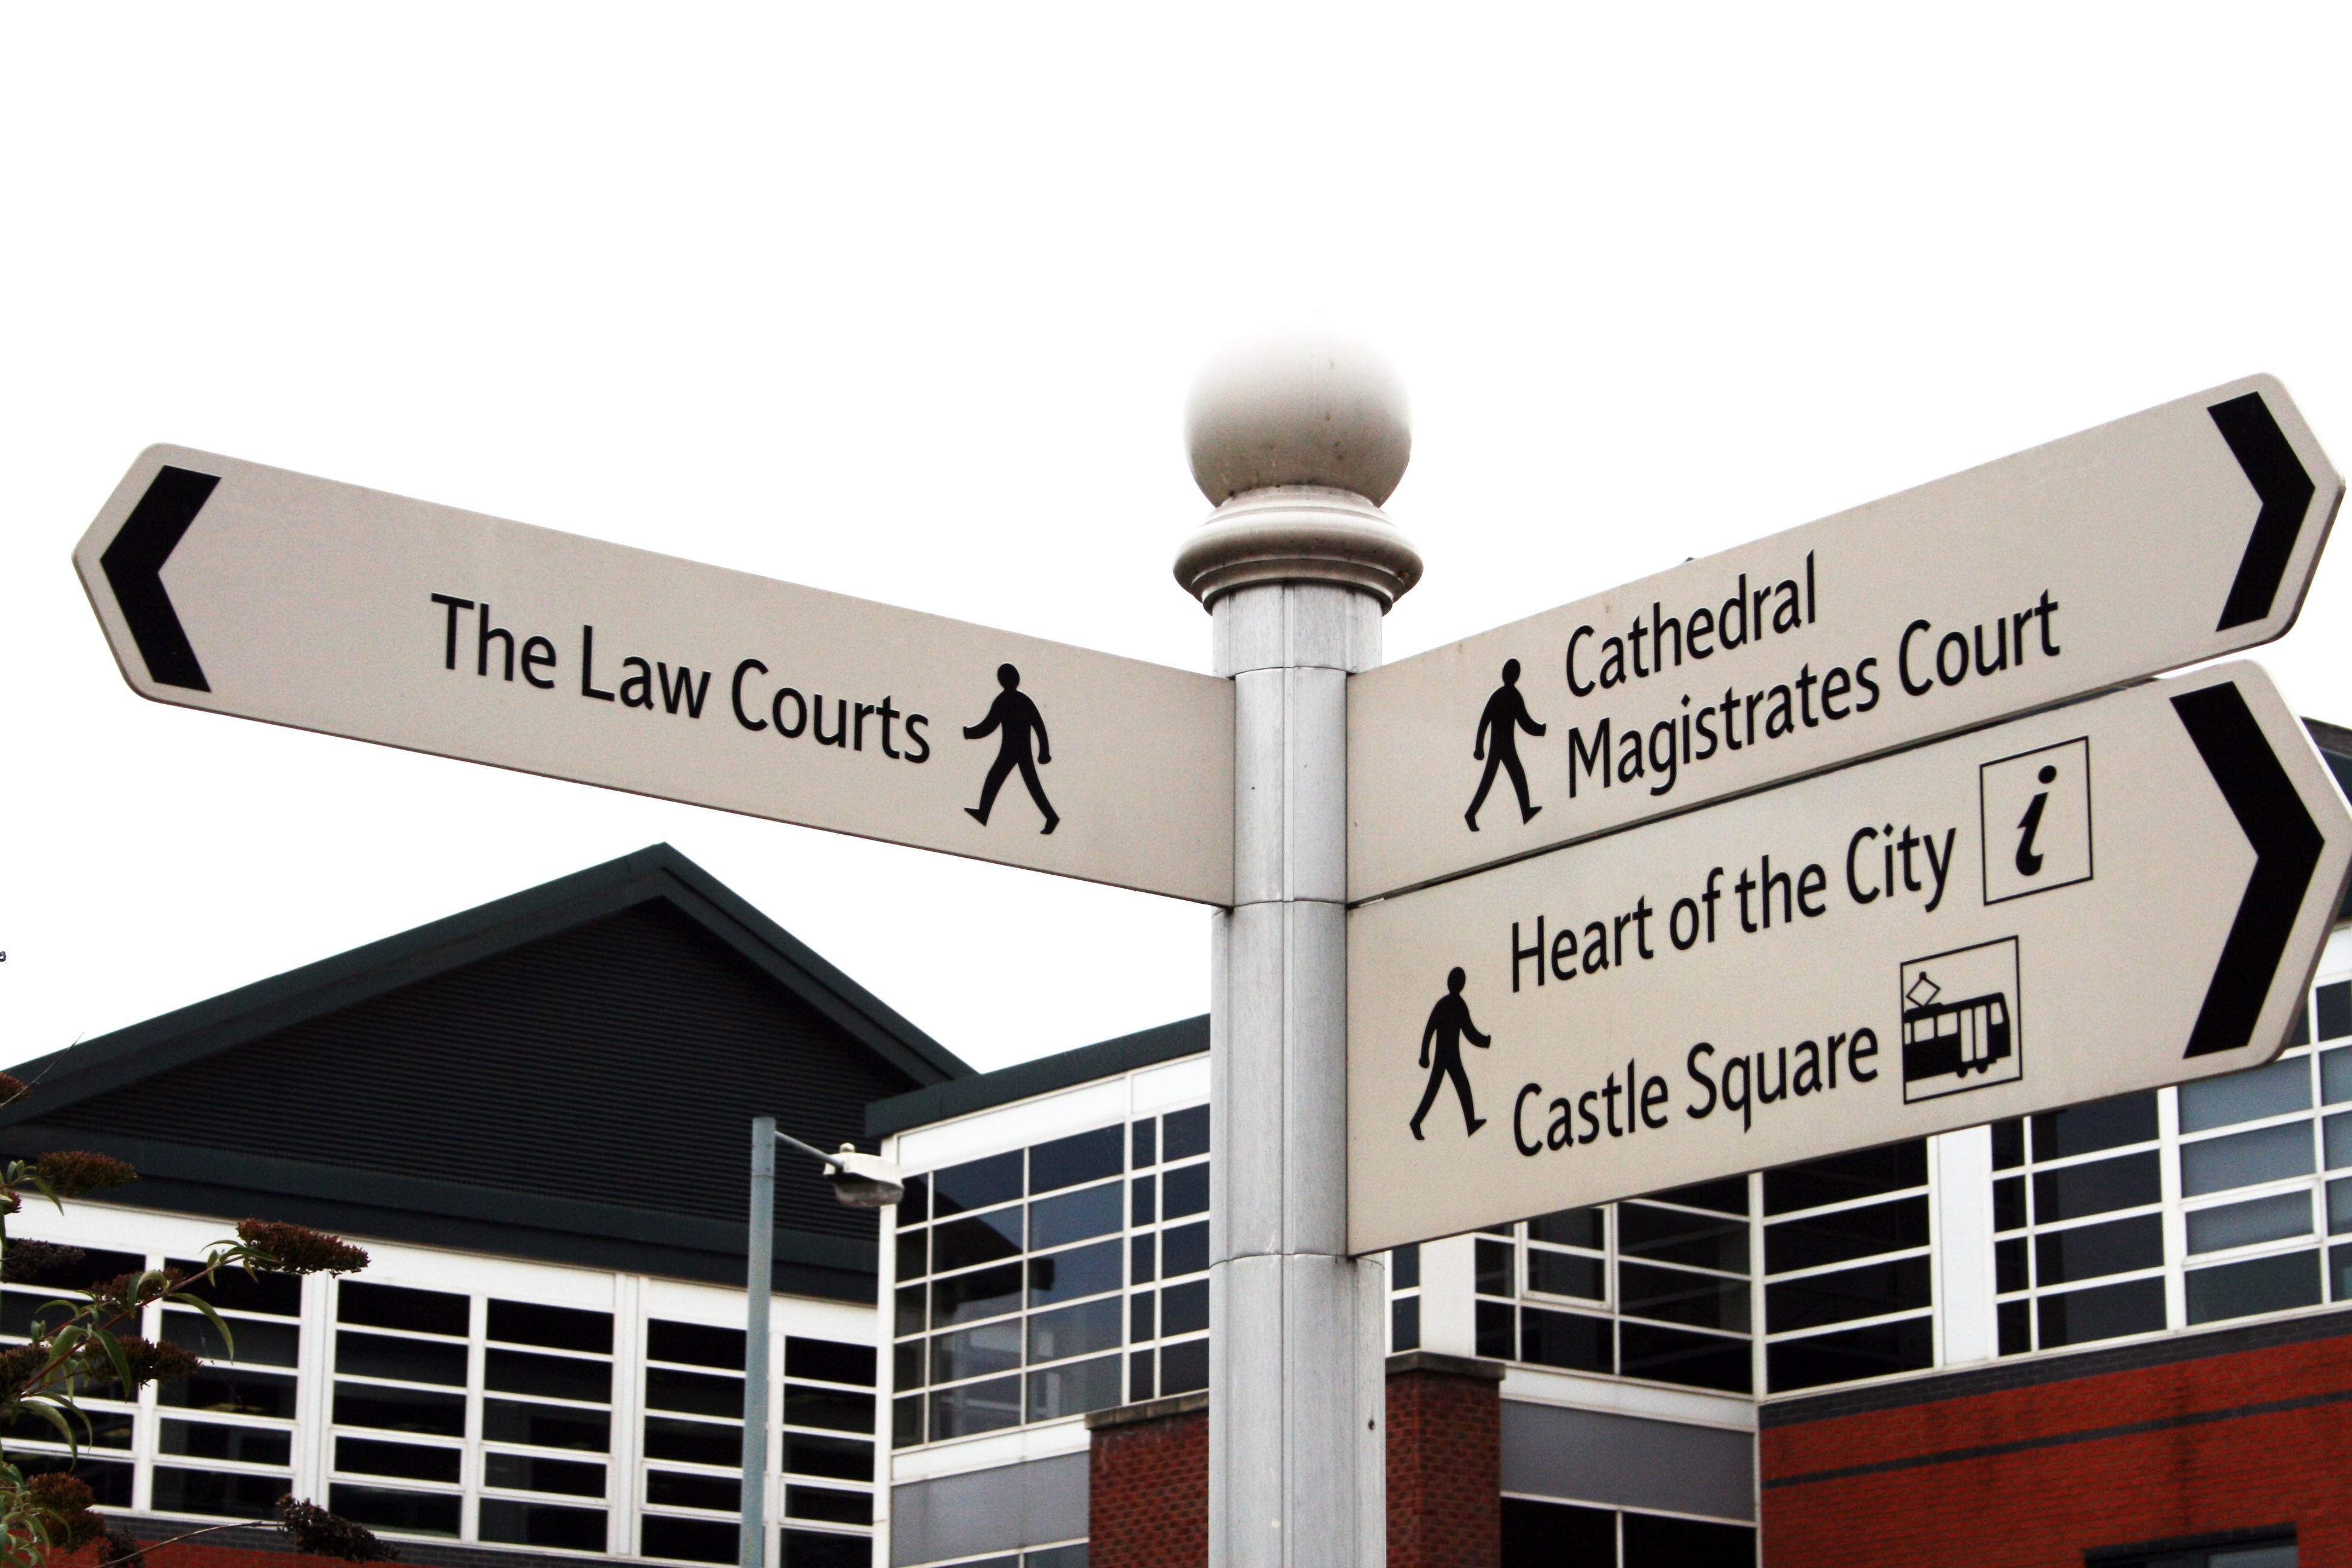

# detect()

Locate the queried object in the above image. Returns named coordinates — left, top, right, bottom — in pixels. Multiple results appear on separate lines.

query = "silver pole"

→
left=1176, top=331, right=1421, bottom=1568
left=743, top=1116, right=776, bottom=1568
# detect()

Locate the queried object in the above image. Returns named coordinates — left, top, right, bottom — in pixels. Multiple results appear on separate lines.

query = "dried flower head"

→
left=85, top=1267, right=183, bottom=1313
left=237, top=1220, right=369, bottom=1276
left=100, top=1528, right=143, bottom=1568
left=2, top=1240, right=85, bottom=1284
left=0, top=1191, right=20, bottom=1215
left=276, top=1497, right=397, bottom=1563
left=102, top=1335, right=203, bottom=1388
left=33, top=1152, right=136, bottom=1199
left=26, top=1472, right=103, bottom=1549
left=0, top=1074, right=28, bottom=1108
left=0, top=1342, right=51, bottom=1400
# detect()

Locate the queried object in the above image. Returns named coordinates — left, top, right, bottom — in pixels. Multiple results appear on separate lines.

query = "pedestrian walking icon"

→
left=1466, top=659, right=1545, bottom=832
left=1411, top=967, right=1490, bottom=1140
left=964, top=663, right=1059, bottom=835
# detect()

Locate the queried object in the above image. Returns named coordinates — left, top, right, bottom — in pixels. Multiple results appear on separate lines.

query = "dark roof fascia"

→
left=868, top=1015, right=1208, bottom=1137
left=1, top=844, right=970, bottom=1129
left=2, top=1124, right=874, bottom=1302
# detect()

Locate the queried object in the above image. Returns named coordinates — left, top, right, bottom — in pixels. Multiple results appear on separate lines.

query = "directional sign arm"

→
left=98, top=465, right=218, bottom=692
left=2211, top=391, right=2321, bottom=632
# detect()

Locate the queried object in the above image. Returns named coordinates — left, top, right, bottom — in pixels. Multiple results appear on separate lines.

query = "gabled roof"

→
left=0, top=844, right=970, bottom=1301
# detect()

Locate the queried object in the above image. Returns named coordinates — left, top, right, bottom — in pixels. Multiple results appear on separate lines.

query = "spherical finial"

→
left=1184, top=328, right=1412, bottom=507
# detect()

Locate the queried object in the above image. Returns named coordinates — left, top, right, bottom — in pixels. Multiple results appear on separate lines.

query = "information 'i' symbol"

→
left=2015, top=764, right=2059, bottom=877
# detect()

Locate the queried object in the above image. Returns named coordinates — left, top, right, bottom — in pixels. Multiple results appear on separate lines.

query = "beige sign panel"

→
left=1349, top=376, right=2341, bottom=903
left=1345, top=663, right=2351, bottom=1256
left=75, top=446, right=1234, bottom=904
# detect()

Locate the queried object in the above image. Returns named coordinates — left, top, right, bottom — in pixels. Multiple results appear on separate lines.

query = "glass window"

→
left=1529, top=1208, right=1604, bottom=1249
left=1163, top=1222, right=1209, bottom=1279
left=2180, top=1057, right=2313, bottom=1132
left=648, top=1319, right=745, bottom=1370
left=2187, top=1192, right=2313, bottom=1255
left=1764, top=1142, right=1927, bottom=1214
left=338, top=1437, right=461, bottom=1483
left=338, top=1282, right=469, bottom=1338
left=485, top=1399, right=608, bottom=1451
left=337, top=1330, right=467, bottom=1386
left=2181, top=1123, right=2314, bottom=1197
left=2034, top=1152, right=2161, bottom=1220
left=166, top=1258, right=301, bottom=1317
left=931, top=1320, right=1022, bottom=1384
left=1030, top=1183, right=1123, bottom=1250
left=160, top=1420, right=285, bottom=1465
left=1625, top=1263, right=1751, bottom=1333
left=1025, top=1353, right=1123, bottom=1420
left=1164, top=1106, right=1210, bottom=1161
left=1527, top=1249, right=1604, bottom=1301
left=1029, top=1240, right=1122, bottom=1308
left=2037, top=1276, right=2166, bottom=1347
left=1517, top=1307, right=1610, bottom=1374
left=928, top=1375, right=1022, bottom=1439
left=1765, top=1197, right=1929, bottom=1272
left=486, top=1452, right=604, bottom=1497
left=785, top=1434, right=872, bottom=1481
left=933, top=1152, right=1022, bottom=1218
left=645, top=1416, right=739, bottom=1465
left=2186, top=1250, right=2321, bottom=1324
left=330, top=1483, right=463, bottom=1538
left=1160, top=1338, right=1208, bottom=1395
left=645, top=1367, right=741, bottom=1419
left=488, top=1300, right=612, bottom=1354
left=1766, top=1317, right=1932, bottom=1391
left=1619, top=1203, right=1748, bottom=1272
left=933, top=1264, right=1023, bottom=1327
left=332, top=1383, right=465, bottom=1437
left=1161, top=1163, right=1209, bottom=1219
left=488, top=1348, right=612, bottom=1403
left=935, top=1210, right=1024, bottom=1272
left=2034, top=1214, right=2163, bottom=1284
left=1765, top=1258, right=1926, bottom=1334
left=152, top=1467, right=279, bottom=1520
left=480, top=1500, right=605, bottom=1552
left=787, top=1338, right=876, bottom=1387
left=784, top=1387, right=874, bottom=1434
left=648, top=1470, right=739, bottom=1511
left=1131, top=1119, right=1157, bottom=1168
left=786, top=1485, right=870, bottom=1525
left=1027, top=1298, right=1121, bottom=1364
left=642, top=1515, right=736, bottom=1564
left=162, top=1308, right=299, bottom=1367
left=1029, top=1128, right=1122, bottom=1195
left=1161, top=1279, right=1209, bottom=1338
left=2031, top=1092, right=2158, bottom=1160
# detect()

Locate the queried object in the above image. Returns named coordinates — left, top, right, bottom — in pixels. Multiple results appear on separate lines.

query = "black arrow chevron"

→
left=2172, top=680, right=2324, bottom=1056
left=99, top=465, right=218, bottom=691
left=2210, top=391, right=2317, bottom=633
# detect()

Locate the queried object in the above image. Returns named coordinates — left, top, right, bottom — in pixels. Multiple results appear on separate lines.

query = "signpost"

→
left=73, top=445, right=1233, bottom=905
left=1348, top=376, right=2343, bottom=904
left=1345, top=662, right=2352, bottom=1254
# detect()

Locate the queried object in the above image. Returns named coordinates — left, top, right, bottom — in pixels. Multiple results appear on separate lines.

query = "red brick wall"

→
left=60, top=1538, right=293, bottom=1568
left=1762, top=1331, right=2352, bottom=1566
left=1089, top=1402, right=1209, bottom=1568
left=1387, top=1367, right=1500, bottom=1568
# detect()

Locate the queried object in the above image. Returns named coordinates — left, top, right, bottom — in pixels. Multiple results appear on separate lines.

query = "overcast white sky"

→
left=7, top=7, right=2352, bottom=1077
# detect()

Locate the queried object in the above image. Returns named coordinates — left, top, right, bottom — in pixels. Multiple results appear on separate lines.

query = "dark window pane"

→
left=2182, top=1124, right=2314, bottom=1197
left=648, top=1319, right=745, bottom=1371
left=2180, top=1057, right=2313, bottom=1133
left=648, top=1469, right=739, bottom=1511
left=786, top=1434, right=872, bottom=1481
left=2039, top=1276, right=2167, bottom=1347
left=1162, top=1163, right=1209, bottom=1220
left=2031, top=1092, right=2158, bottom=1161
left=151, top=1466, right=275, bottom=1518
left=1528, top=1249, right=1604, bottom=1301
left=894, top=1340, right=924, bottom=1390
left=1131, top=1235, right=1156, bottom=1285
left=1163, top=1223, right=1209, bottom=1279
left=479, top=1500, right=604, bottom=1551
left=1030, top=1240, right=1123, bottom=1308
left=166, top=1258, right=301, bottom=1317
left=645, top=1367, right=741, bottom=1419
left=898, top=1229, right=927, bottom=1282
left=2036, top=1214, right=2165, bottom=1284
left=488, top=1452, right=605, bottom=1497
left=1030, top=1544, right=1088, bottom=1568
left=1647, top=1175, right=1750, bottom=1216
left=2290, top=997, right=2313, bottom=1048
left=2335, top=1242, right=2352, bottom=1302
left=328, top=1483, right=462, bottom=1537
left=898, top=1176, right=929, bottom=1227
left=1392, top=1243, right=1422, bottom=1289
left=1621, top=1512, right=1754, bottom=1567
left=1031, top=1183, right=1124, bottom=1250
left=1501, top=1498, right=1615, bottom=1568
left=337, top=1330, right=466, bottom=1387
left=2332, top=1177, right=2352, bottom=1235
left=895, top=1285, right=924, bottom=1339
left=2330, top=1111, right=2352, bottom=1171
left=1475, top=1238, right=1516, bottom=1296
left=1131, top=1177, right=1156, bottom=1226
left=643, top=1515, right=735, bottom=1563
left=2189, top=1192, right=2313, bottom=1255
left=0, top=1406, right=129, bottom=1449
left=165, top=1366, right=298, bottom=1420
left=489, top=1348, right=611, bottom=1404
left=1763, top=1141, right=1927, bottom=1214
left=932, top=1320, right=1022, bottom=1383
left=1766, top=1318, right=1933, bottom=1391
left=1030, top=1126, right=1123, bottom=1195
left=1129, top=1350, right=1155, bottom=1402
left=783, top=1529, right=870, bottom=1568
left=789, top=1338, right=877, bottom=1388
left=1162, top=1280, right=1209, bottom=1338
left=1620, top=1322, right=1748, bottom=1393
left=332, top=1383, right=464, bottom=1436
left=1475, top=1300, right=1516, bottom=1361
left=644, top=1416, right=739, bottom=1465
left=1991, top=1119, right=2025, bottom=1171
left=1160, top=1338, right=1207, bottom=1396
left=4, top=1244, right=142, bottom=1292
left=933, top=1152, right=1022, bottom=1218
left=2034, top=1152, right=2161, bottom=1221
left=159, top=1419, right=283, bottom=1464
left=892, top=1394, right=922, bottom=1449
left=2187, top=1250, right=2321, bottom=1324
left=786, top=1387, right=875, bottom=1434
left=787, top=1485, right=871, bottom=1526
left=1766, top=1258, right=1928, bottom=1333
left=489, top=1300, right=612, bottom=1354
left=1131, top=1291, right=1157, bottom=1341
left=928, top=1374, right=1021, bottom=1439
left=163, top=1307, right=298, bottom=1367
left=1027, top=1352, right=1124, bottom=1420
left=1132, top=1120, right=1157, bottom=1168
left=1998, top=1299, right=2030, bottom=1355
left=1517, top=1307, right=1610, bottom=1374
left=1994, top=1176, right=2027, bottom=1232
left=2321, top=979, right=2352, bottom=1040
left=935, top=1210, right=1024, bottom=1273
left=1765, top=1197, right=1929, bottom=1273
left=2325, top=1047, right=2352, bottom=1106
left=338, top=1281, right=468, bottom=1338
left=1996, top=1238, right=2028, bottom=1295
left=1391, top=1295, right=1421, bottom=1353
left=485, top=1399, right=608, bottom=1451
left=0, top=1291, right=73, bottom=1341
left=1625, top=1263, right=1751, bottom=1332
left=1165, top=1106, right=1210, bottom=1161
left=1620, top=1204, right=1749, bottom=1272
left=1030, top=1298, right=1122, bottom=1364
left=935, top=1263, right=1023, bottom=1327
left=338, top=1437, right=460, bottom=1483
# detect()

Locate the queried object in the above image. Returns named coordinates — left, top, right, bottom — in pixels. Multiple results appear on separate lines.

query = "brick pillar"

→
left=1088, top=1390, right=1210, bottom=1568
left=1385, top=1351, right=1503, bottom=1568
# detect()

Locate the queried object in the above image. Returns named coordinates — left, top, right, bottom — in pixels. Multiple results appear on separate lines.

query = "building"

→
left=11, top=719, right=2352, bottom=1568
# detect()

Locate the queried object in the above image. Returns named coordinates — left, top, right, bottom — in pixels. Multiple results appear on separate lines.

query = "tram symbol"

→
left=1900, top=937, right=2024, bottom=1102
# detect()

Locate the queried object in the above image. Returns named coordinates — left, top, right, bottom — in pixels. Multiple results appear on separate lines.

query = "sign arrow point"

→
left=99, top=465, right=218, bottom=691
left=2210, top=391, right=2318, bottom=633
